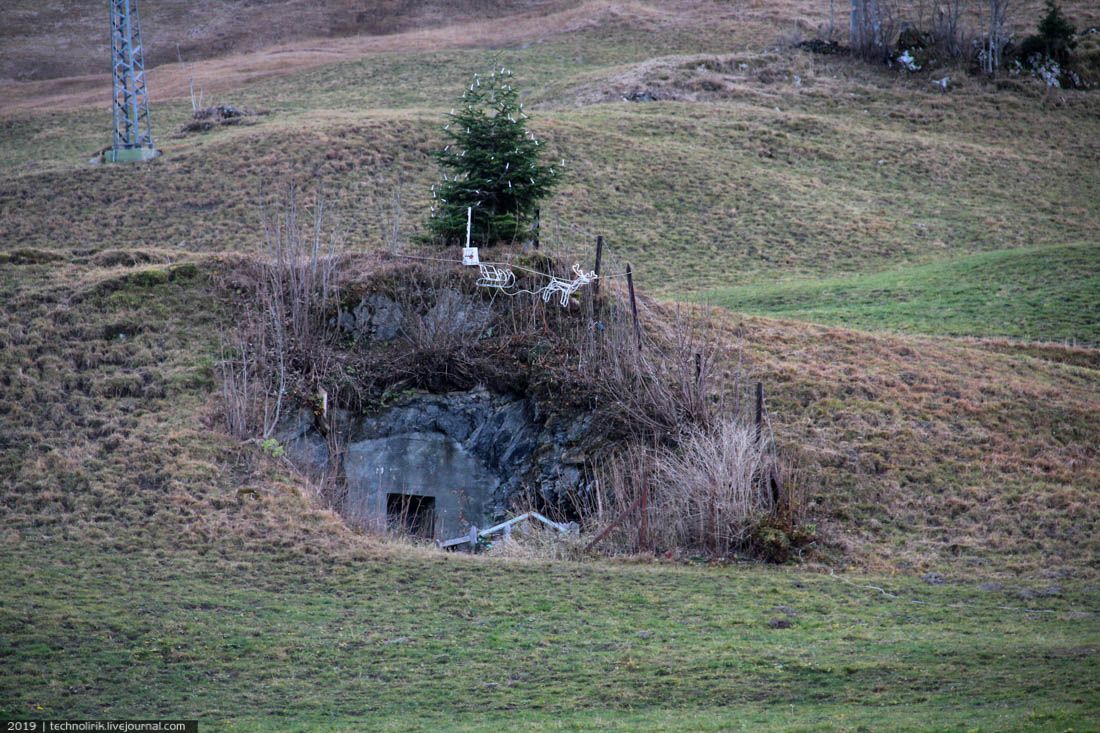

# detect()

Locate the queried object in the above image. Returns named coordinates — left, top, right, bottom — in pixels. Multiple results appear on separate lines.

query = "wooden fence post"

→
left=593, top=235, right=604, bottom=298
left=626, top=263, right=641, bottom=350
left=755, top=381, right=764, bottom=444
left=639, top=475, right=649, bottom=552
left=532, top=208, right=540, bottom=250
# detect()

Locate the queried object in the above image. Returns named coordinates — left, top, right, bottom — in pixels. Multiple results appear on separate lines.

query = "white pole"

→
left=466, top=206, right=472, bottom=247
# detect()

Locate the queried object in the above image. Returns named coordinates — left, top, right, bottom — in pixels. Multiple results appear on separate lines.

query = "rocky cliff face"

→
left=277, top=385, right=594, bottom=536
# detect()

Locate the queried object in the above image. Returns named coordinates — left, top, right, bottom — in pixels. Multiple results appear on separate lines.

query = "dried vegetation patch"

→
left=0, top=253, right=360, bottom=556
left=0, top=0, right=1097, bottom=578
left=738, top=314, right=1100, bottom=575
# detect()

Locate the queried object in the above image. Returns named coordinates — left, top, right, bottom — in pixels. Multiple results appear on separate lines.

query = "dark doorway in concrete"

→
left=386, top=493, right=436, bottom=538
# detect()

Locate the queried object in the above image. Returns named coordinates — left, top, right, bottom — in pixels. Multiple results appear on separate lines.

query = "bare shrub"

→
left=572, top=293, right=723, bottom=442
left=654, top=420, right=771, bottom=552
left=979, top=0, right=1019, bottom=73
left=259, top=186, right=341, bottom=353
left=390, top=283, right=493, bottom=392
left=851, top=0, right=905, bottom=60
left=585, top=418, right=792, bottom=558
left=216, top=327, right=278, bottom=440
left=844, top=1, right=1017, bottom=71
left=311, top=402, right=349, bottom=512
left=932, top=0, right=968, bottom=58
left=216, top=183, right=352, bottom=475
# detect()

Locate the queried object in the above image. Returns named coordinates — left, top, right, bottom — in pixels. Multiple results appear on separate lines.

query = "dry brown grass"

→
left=1, top=0, right=1097, bottom=578
left=733, top=312, right=1100, bottom=575
left=1, top=247, right=1095, bottom=575
left=0, top=251, right=368, bottom=559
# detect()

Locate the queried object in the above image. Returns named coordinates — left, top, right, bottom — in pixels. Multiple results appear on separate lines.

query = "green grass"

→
left=3, top=31, right=1099, bottom=301
left=2, top=543, right=1096, bottom=732
left=2, top=7, right=1100, bottom=730
left=696, top=243, right=1100, bottom=344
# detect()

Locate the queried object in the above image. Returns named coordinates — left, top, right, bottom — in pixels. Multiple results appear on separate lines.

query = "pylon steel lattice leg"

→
left=104, top=0, right=158, bottom=163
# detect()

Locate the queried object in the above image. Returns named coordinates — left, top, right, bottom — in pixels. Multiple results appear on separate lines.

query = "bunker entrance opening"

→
left=387, top=493, right=436, bottom=538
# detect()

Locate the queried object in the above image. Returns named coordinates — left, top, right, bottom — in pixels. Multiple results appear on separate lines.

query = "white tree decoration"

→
left=476, top=264, right=516, bottom=289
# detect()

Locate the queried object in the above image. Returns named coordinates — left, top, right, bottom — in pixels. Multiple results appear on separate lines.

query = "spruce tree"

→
left=1037, top=0, right=1076, bottom=64
left=428, top=68, right=560, bottom=246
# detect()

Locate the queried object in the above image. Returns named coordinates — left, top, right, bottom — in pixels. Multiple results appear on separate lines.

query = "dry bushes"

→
left=217, top=187, right=340, bottom=440
left=216, top=199, right=805, bottom=560
left=571, top=297, right=719, bottom=440
left=385, top=276, right=496, bottom=392
left=652, top=420, right=772, bottom=552
left=179, top=105, right=265, bottom=134
left=582, top=419, right=802, bottom=560
left=552, top=291, right=804, bottom=560
left=216, top=186, right=357, bottom=509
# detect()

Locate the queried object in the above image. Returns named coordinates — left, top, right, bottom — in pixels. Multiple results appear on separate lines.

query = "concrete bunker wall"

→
left=278, top=385, right=593, bottom=541
left=344, top=432, right=500, bottom=540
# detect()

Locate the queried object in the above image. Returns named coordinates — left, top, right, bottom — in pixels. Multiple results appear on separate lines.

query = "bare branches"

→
left=176, top=44, right=203, bottom=113
left=847, top=1, right=1019, bottom=72
left=982, top=0, right=1019, bottom=74
left=217, top=183, right=346, bottom=441
left=583, top=419, right=791, bottom=557
left=259, top=186, right=341, bottom=355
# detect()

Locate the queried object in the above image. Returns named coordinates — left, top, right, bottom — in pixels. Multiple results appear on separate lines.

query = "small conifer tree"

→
left=427, top=68, right=560, bottom=246
left=1037, top=0, right=1076, bottom=64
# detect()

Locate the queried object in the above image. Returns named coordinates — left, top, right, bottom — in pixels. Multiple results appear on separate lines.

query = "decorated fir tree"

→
left=428, top=68, right=560, bottom=246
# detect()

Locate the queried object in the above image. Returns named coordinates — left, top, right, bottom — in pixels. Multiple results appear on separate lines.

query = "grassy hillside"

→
left=698, top=243, right=1100, bottom=344
left=3, top=43, right=1099, bottom=302
left=0, top=0, right=1095, bottom=628
left=3, top=249, right=1095, bottom=576
left=0, top=0, right=583, bottom=81
left=1, top=1, right=1099, bottom=729
left=2, top=251, right=1093, bottom=730
left=4, top=0, right=1099, bottom=82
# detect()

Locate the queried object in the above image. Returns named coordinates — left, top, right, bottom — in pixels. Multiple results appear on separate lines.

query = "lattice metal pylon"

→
left=104, top=0, right=158, bottom=163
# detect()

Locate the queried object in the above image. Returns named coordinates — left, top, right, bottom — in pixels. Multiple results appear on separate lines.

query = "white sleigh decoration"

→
left=476, top=263, right=515, bottom=289
left=474, top=261, right=596, bottom=308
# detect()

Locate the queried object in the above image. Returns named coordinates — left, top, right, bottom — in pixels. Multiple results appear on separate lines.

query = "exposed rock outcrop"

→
left=276, top=385, right=595, bottom=538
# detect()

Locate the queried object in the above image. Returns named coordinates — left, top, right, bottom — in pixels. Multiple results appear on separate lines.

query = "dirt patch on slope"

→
left=0, top=0, right=580, bottom=83
left=567, top=52, right=825, bottom=107
left=0, top=1, right=686, bottom=114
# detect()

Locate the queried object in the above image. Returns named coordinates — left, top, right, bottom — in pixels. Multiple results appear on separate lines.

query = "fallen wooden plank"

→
left=584, top=493, right=644, bottom=552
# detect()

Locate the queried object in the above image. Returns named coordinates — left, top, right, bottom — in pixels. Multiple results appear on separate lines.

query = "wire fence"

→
left=386, top=212, right=636, bottom=309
